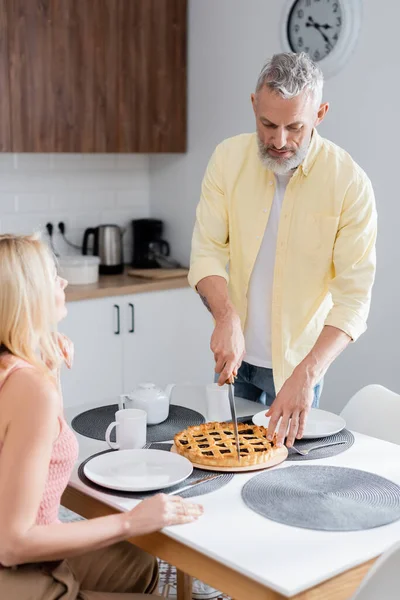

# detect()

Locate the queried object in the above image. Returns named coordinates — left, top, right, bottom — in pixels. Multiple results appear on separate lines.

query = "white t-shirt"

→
left=244, top=172, right=292, bottom=368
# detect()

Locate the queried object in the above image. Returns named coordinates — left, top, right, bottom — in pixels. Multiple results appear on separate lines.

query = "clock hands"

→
left=306, top=16, right=333, bottom=30
left=306, top=16, right=333, bottom=49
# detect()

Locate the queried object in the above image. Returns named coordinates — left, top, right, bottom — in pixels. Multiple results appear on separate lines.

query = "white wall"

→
left=150, top=0, right=400, bottom=413
left=0, top=153, right=150, bottom=260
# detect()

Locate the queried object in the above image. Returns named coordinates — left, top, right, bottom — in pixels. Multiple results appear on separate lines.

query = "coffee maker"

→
left=131, top=219, right=170, bottom=268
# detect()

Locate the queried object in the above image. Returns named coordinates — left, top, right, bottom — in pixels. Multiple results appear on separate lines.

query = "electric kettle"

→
left=82, top=224, right=124, bottom=275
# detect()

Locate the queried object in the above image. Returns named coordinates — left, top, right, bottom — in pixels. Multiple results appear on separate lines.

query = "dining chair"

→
left=340, top=384, right=400, bottom=444
left=350, top=542, right=400, bottom=599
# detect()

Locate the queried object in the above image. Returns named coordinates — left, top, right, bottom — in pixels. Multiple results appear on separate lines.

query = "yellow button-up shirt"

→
left=189, top=130, right=377, bottom=393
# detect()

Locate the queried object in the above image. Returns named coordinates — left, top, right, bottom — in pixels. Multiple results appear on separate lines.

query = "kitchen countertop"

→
left=65, top=268, right=189, bottom=302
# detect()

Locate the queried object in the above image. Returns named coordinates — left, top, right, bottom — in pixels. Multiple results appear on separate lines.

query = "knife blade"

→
left=228, top=382, right=241, bottom=462
left=167, top=473, right=224, bottom=496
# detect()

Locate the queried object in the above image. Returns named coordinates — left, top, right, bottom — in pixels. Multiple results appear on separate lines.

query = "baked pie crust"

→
left=174, top=421, right=285, bottom=468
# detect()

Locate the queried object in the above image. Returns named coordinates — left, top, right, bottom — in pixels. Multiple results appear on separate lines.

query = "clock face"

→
left=287, top=0, right=343, bottom=62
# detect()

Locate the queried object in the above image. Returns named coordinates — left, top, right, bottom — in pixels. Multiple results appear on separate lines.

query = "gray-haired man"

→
left=189, top=52, right=377, bottom=451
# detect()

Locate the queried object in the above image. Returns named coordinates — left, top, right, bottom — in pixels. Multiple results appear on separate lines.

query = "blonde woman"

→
left=0, top=234, right=203, bottom=599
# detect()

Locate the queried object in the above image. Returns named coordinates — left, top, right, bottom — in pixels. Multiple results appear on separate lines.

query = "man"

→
left=189, top=52, right=377, bottom=450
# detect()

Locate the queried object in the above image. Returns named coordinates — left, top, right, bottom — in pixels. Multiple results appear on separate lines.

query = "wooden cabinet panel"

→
left=8, top=1, right=118, bottom=152
left=6, top=0, right=186, bottom=153
left=0, top=0, right=11, bottom=151
left=117, top=0, right=187, bottom=152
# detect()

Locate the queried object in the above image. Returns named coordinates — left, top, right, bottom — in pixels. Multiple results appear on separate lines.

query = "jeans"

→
left=233, top=361, right=322, bottom=408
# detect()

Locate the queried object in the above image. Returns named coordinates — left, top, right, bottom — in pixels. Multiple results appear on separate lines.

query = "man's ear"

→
left=251, top=93, right=257, bottom=116
left=315, top=102, right=329, bottom=126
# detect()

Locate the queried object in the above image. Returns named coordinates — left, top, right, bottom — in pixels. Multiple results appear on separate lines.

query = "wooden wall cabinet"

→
left=0, top=0, right=187, bottom=153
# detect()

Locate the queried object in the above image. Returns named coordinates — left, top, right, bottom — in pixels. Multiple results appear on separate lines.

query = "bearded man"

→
left=189, top=52, right=377, bottom=449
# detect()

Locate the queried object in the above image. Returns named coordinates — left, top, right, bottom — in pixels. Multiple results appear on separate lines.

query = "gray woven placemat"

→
left=242, top=465, right=400, bottom=531
left=286, top=429, right=354, bottom=461
left=72, top=404, right=205, bottom=443
left=78, top=443, right=233, bottom=499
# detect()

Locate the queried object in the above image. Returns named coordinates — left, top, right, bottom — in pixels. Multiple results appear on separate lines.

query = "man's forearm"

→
left=296, top=325, right=351, bottom=385
left=196, top=276, right=239, bottom=322
left=197, top=275, right=245, bottom=382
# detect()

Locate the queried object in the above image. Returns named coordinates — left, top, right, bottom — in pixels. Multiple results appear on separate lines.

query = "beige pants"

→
left=0, top=541, right=159, bottom=599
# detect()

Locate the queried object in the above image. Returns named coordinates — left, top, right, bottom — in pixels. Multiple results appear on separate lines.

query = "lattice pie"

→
left=174, top=422, right=285, bottom=467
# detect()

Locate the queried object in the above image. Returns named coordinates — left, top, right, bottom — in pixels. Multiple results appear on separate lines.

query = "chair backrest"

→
left=351, top=542, right=400, bottom=600
left=340, top=384, right=400, bottom=444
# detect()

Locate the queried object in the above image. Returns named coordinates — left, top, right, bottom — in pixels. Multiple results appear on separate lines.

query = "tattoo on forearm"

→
left=199, top=293, right=213, bottom=315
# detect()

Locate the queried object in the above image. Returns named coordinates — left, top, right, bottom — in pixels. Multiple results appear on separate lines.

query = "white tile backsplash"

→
left=0, top=153, right=150, bottom=260
left=0, top=193, right=17, bottom=212
left=51, top=192, right=85, bottom=211
left=82, top=191, right=116, bottom=210
left=0, top=155, right=16, bottom=171
left=14, top=154, right=53, bottom=171
left=17, top=193, right=52, bottom=212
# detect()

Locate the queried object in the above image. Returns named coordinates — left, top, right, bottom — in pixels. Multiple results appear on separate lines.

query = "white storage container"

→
left=58, top=256, right=100, bottom=285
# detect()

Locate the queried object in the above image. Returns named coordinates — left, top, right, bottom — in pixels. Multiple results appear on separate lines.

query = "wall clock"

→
left=281, top=0, right=362, bottom=78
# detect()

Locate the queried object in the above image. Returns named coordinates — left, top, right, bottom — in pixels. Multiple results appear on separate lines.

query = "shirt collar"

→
left=300, top=129, right=322, bottom=176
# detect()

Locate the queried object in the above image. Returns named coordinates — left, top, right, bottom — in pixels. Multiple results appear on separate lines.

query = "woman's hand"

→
left=124, top=494, right=203, bottom=537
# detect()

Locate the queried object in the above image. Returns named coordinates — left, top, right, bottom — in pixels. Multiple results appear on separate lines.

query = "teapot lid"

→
left=138, top=383, right=157, bottom=390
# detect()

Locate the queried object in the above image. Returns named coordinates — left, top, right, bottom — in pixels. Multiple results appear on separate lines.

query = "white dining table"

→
left=63, top=388, right=400, bottom=600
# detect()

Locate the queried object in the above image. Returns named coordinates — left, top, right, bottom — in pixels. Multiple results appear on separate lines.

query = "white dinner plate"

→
left=252, top=408, right=346, bottom=439
left=83, top=449, right=193, bottom=492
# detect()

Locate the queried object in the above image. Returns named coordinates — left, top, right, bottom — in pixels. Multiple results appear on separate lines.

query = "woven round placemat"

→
left=242, top=465, right=400, bottom=531
left=78, top=444, right=233, bottom=499
left=72, top=404, right=205, bottom=443
left=286, top=429, right=354, bottom=461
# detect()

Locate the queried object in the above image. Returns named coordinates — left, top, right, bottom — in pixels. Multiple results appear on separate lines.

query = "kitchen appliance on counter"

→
left=82, top=224, right=124, bottom=275
left=131, top=218, right=171, bottom=269
left=58, top=255, right=100, bottom=285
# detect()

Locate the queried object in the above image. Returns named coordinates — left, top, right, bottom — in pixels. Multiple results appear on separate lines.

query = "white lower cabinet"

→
left=61, top=296, right=124, bottom=407
left=61, top=287, right=214, bottom=407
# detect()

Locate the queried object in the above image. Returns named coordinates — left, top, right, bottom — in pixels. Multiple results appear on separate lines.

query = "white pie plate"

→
left=83, top=449, right=193, bottom=492
left=252, top=407, right=346, bottom=439
left=171, top=443, right=288, bottom=472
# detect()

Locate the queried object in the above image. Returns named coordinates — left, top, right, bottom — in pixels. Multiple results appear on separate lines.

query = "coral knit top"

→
left=0, top=358, right=79, bottom=525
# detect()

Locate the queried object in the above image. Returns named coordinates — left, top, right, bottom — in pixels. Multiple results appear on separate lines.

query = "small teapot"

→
left=119, top=383, right=175, bottom=425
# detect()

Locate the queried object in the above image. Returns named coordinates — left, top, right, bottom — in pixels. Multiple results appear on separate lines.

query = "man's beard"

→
left=257, top=136, right=309, bottom=175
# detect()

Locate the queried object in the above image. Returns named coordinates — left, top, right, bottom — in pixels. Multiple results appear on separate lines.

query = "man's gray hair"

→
left=256, top=52, right=324, bottom=108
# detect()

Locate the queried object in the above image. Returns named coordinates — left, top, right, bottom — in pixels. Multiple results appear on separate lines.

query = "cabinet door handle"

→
left=128, top=303, right=135, bottom=333
left=114, top=304, right=120, bottom=335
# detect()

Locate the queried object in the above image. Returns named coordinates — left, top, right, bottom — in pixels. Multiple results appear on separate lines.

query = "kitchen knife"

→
left=167, top=473, right=224, bottom=495
left=228, top=382, right=241, bottom=462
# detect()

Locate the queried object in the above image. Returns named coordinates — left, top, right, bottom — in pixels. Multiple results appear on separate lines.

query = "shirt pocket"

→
left=300, top=213, right=340, bottom=275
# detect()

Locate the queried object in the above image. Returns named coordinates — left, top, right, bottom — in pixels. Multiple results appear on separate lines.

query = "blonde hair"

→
left=0, top=233, right=61, bottom=377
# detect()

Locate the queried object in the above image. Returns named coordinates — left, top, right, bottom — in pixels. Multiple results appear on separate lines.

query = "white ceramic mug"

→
left=105, top=409, right=147, bottom=450
left=206, top=383, right=232, bottom=422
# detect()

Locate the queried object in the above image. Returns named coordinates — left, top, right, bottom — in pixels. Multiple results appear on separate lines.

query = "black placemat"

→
left=78, top=443, right=234, bottom=499
left=242, top=466, right=400, bottom=531
left=72, top=404, right=205, bottom=443
left=286, top=429, right=354, bottom=461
